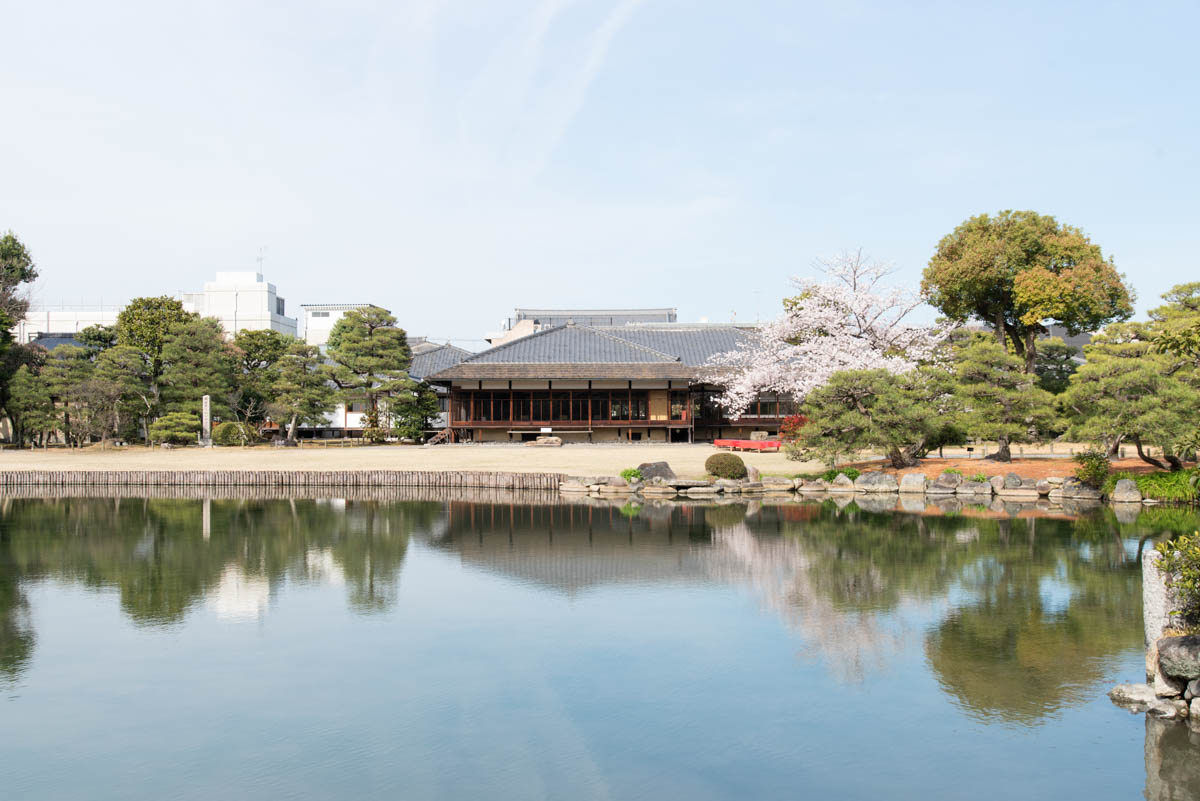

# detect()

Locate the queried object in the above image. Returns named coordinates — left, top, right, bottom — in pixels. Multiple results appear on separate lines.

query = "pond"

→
left=1, top=491, right=1198, bottom=800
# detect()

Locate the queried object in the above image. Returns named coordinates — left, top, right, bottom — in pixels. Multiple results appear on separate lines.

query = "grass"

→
left=1104, top=469, right=1199, bottom=502
left=795, top=467, right=862, bottom=482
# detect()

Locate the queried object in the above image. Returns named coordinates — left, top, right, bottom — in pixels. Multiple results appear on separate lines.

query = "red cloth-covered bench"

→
left=713, top=439, right=782, bottom=452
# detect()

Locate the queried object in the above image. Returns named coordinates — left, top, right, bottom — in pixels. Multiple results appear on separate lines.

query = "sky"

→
left=3, top=0, right=1197, bottom=350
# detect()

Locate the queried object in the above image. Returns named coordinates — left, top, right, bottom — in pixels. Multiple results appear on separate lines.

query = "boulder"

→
left=1035, top=479, right=1052, bottom=496
left=1188, top=679, right=1200, bottom=701
left=608, top=475, right=628, bottom=487
left=761, top=476, right=796, bottom=492
left=898, top=473, right=927, bottom=494
left=1047, top=488, right=1063, bottom=502
left=1194, top=697, right=1200, bottom=719
left=1159, top=635, right=1200, bottom=680
left=956, top=480, right=993, bottom=496
left=997, top=487, right=1040, bottom=501
left=828, top=473, right=856, bottom=493
left=685, top=486, right=721, bottom=497
left=526, top=435, right=562, bottom=447
left=668, top=479, right=711, bottom=489
left=989, top=475, right=1005, bottom=493
left=559, top=481, right=590, bottom=493
left=740, top=481, right=764, bottom=493
left=854, top=471, right=899, bottom=493
left=1110, top=478, right=1143, bottom=503
left=1003, top=472, right=1024, bottom=489
left=640, top=486, right=678, bottom=497
left=714, top=478, right=741, bottom=493
left=1060, top=478, right=1102, bottom=500
left=1148, top=698, right=1190, bottom=720
left=746, top=465, right=761, bottom=482
left=1109, top=682, right=1158, bottom=710
left=934, top=471, right=963, bottom=488
left=1046, top=475, right=1065, bottom=485
left=797, top=478, right=828, bottom=493
left=637, top=461, right=677, bottom=482
left=1155, top=668, right=1186, bottom=698
left=749, top=431, right=770, bottom=441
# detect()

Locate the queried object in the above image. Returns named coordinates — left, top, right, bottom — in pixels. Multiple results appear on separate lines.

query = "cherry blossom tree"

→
left=708, top=250, right=950, bottom=417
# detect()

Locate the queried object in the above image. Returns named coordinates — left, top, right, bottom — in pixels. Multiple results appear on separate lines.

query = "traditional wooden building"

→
left=427, top=323, right=794, bottom=443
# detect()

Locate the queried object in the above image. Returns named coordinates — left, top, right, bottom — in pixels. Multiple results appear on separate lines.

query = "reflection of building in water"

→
left=206, top=564, right=271, bottom=621
left=431, top=502, right=713, bottom=595
left=304, top=548, right=346, bottom=586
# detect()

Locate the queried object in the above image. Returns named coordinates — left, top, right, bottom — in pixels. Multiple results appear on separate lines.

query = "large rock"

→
left=714, top=478, right=741, bottom=493
left=526, top=435, right=562, bottom=447
left=1110, top=478, right=1143, bottom=503
left=1109, top=682, right=1158, bottom=710
left=637, top=461, right=676, bottom=482
left=934, top=471, right=962, bottom=488
left=989, top=475, right=1005, bottom=493
left=1148, top=698, right=1190, bottom=720
left=1144, top=549, right=1174, bottom=647
left=1060, top=478, right=1102, bottom=500
left=559, top=480, right=590, bottom=493
left=956, top=480, right=993, bottom=496
left=797, top=478, right=828, bottom=493
left=746, top=465, right=761, bottom=482
left=854, top=471, right=899, bottom=493
left=828, top=473, right=856, bottom=493
left=1159, top=635, right=1200, bottom=680
left=1035, top=479, right=1052, bottom=496
left=898, top=473, right=927, bottom=494
left=640, top=486, right=677, bottom=497
left=1188, top=678, right=1200, bottom=702
left=1003, top=472, right=1023, bottom=489
left=668, top=479, right=712, bottom=489
left=685, top=486, right=721, bottom=497
left=761, top=476, right=796, bottom=490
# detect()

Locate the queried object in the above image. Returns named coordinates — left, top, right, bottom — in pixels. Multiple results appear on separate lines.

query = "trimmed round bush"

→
left=148, top=412, right=200, bottom=446
left=212, top=421, right=258, bottom=446
left=705, top=452, right=748, bottom=480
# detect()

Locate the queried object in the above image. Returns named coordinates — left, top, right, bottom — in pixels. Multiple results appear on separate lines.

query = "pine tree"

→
left=41, top=345, right=95, bottom=447
left=324, top=307, right=414, bottom=441
left=271, top=343, right=336, bottom=442
left=954, top=338, right=1057, bottom=462
left=6, top=364, right=53, bottom=447
left=159, top=318, right=236, bottom=418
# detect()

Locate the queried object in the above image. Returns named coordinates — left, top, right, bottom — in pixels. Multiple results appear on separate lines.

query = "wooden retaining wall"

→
left=0, top=470, right=568, bottom=492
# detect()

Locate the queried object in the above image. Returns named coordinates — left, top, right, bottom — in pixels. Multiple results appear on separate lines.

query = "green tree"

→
left=955, top=338, right=1057, bottom=462
left=1064, top=320, right=1200, bottom=468
left=6, top=364, right=54, bottom=446
left=1033, top=337, right=1079, bottom=394
left=95, top=345, right=158, bottom=443
left=159, top=318, right=235, bottom=418
left=0, top=344, right=44, bottom=441
left=324, top=307, right=414, bottom=441
left=115, top=296, right=194, bottom=411
left=923, top=211, right=1132, bottom=373
left=148, top=411, right=201, bottom=445
left=0, top=231, right=38, bottom=330
left=228, top=329, right=291, bottom=426
left=41, top=345, right=95, bottom=446
left=390, top=381, right=441, bottom=440
left=76, top=324, right=118, bottom=353
left=271, top=342, right=336, bottom=443
left=795, top=367, right=958, bottom=468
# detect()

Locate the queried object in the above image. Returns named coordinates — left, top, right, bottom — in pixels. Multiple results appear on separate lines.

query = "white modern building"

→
left=14, top=271, right=298, bottom=343
left=300, top=303, right=378, bottom=347
left=181, top=271, right=297, bottom=338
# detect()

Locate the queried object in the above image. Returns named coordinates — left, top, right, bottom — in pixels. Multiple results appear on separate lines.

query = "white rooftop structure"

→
left=300, top=303, right=389, bottom=347
left=181, top=271, right=297, bottom=338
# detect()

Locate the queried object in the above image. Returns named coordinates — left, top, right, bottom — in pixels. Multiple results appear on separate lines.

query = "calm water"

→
left=1, top=492, right=1197, bottom=800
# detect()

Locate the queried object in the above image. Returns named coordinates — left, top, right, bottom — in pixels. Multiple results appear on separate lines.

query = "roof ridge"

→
left=581, top=325, right=680, bottom=361
left=460, top=323, right=573, bottom=362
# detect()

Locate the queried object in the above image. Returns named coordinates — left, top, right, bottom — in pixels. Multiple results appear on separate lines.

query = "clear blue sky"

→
left=3, top=0, right=1196, bottom=348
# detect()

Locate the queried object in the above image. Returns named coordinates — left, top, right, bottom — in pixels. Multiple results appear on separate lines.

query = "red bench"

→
left=713, top=438, right=782, bottom=452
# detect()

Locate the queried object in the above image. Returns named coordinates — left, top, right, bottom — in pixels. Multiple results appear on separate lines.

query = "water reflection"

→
left=1, top=492, right=1197, bottom=797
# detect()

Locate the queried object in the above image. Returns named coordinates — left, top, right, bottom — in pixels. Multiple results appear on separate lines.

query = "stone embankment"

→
left=561, top=464, right=1149, bottom=508
left=0, top=470, right=567, bottom=491
left=1109, top=548, right=1200, bottom=728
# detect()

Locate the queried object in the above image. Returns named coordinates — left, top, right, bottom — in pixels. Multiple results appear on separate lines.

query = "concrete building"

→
left=13, top=307, right=122, bottom=344
left=300, top=303, right=378, bottom=347
left=181, top=271, right=297, bottom=337
left=485, top=308, right=677, bottom=347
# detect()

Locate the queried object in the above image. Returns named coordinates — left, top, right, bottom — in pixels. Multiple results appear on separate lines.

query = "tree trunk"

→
left=1104, top=436, right=1123, bottom=459
left=994, top=309, right=1007, bottom=348
left=141, top=416, right=150, bottom=445
left=1164, top=453, right=1184, bottom=472
left=988, top=438, right=1012, bottom=462
left=1133, top=437, right=1169, bottom=470
left=286, top=414, right=298, bottom=443
left=887, top=445, right=920, bottom=469
left=1023, top=329, right=1037, bottom=374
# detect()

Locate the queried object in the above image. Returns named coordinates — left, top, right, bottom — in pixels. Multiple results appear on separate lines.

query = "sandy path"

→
left=0, top=443, right=820, bottom=479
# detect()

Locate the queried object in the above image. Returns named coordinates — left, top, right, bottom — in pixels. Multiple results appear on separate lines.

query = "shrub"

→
left=1155, top=531, right=1200, bottom=628
left=1073, top=448, right=1111, bottom=488
left=705, top=452, right=748, bottom=480
left=820, top=467, right=860, bottom=482
left=971, top=473, right=989, bottom=483
left=620, top=468, right=643, bottom=483
left=1103, top=469, right=1199, bottom=502
left=148, top=412, right=200, bottom=446
left=212, top=421, right=258, bottom=446
left=779, top=414, right=808, bottom=441
left=942, top=467, right=963, bottom=476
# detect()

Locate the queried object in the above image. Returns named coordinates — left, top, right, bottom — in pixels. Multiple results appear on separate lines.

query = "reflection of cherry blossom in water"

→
left=703, top=519, right=909, bottom=682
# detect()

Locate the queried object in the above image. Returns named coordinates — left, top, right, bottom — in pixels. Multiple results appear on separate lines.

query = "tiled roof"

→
left=428, top=323, right=754, bottom=381
left=410, top=343, right=473, bottom=380
left=30, top=334, right=86, bottom=351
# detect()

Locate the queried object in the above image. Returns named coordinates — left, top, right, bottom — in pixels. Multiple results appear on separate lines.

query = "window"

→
left=591, top=392, right=609, bottom=421
left=572, top=394, right=588, bottom=421
left=453, top=394, right=469, bottom=422
left=494, top=395, right=510, bottom=422
left=610, top=392, right=629, bottom=421
left=472, top=393, right=491, bottom=421
left=630, top=391, right=648, bottom=420
left=515, top=393, right=531, bottom=421
left=670, top=391, right=687, bottom=421
left=552, top=391, right=571, bottom=421
left=311, top=311, right=330, bottom=318
left=531, top=392, right=551, bottom=421
left=349, top=401, right=368, bottom=413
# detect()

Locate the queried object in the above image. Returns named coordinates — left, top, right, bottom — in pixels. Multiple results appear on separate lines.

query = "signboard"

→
left=540, top=427, right=553, bottom=433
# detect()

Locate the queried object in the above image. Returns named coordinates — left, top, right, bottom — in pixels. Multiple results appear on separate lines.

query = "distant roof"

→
left=511, top=308, right=677, bottom=326
left=430, top=323, right=754, bottom=381
left=410, top=343, right=474, bottom=381
left=30, top=333, right=85, bottom=351
left=300, top=303, right=391, bottom=313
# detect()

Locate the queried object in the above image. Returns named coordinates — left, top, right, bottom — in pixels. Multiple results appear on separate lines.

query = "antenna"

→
left=257, top=246, right=267, bottom=272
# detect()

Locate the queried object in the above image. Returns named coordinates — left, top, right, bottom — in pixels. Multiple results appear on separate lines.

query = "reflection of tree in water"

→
left=706, top=502, right=1141, bottom=719
left=0, top=497, right=441, bottom=682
